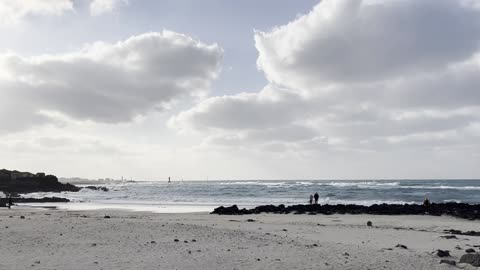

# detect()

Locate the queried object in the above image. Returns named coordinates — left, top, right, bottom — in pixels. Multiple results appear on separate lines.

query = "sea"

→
left=21, top=180, right=480, bottom=213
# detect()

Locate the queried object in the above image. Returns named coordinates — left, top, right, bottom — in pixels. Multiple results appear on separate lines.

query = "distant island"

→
left=0, top=169, right=81, bottom=194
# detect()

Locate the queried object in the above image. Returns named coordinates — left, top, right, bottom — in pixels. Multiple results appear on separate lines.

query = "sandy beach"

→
left=0, top=208, right=479, bottom=270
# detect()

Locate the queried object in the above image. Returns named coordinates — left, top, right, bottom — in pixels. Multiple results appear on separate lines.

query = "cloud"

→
left=0, top=0, right=73, bottom=25
left=255, top=0, right=480, bottom=89
left=90, top=0, right=127, bottom=16
left=171, top=0, right=480, bottom=153
left=0, top=31, right=223, bottom=133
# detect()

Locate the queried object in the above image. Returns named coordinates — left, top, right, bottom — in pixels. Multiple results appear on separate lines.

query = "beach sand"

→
left=0, top=208, right=479, bottom=269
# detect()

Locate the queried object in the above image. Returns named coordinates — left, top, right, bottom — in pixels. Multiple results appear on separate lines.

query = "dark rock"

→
left=83, top=186, right=109, bottom=192
left=210, top=205, right=249, bottom=215
left=104, top=215, right=110, bottom=219
left=192, top=239, right=196, bottom=242
left=211, top=202, right=480, bottom=220
left=13, top=197, right=70, bottom=203
left=395, top=244, right=407, bottom=249
left=441, top=235, right=457, bottom=239
left=20, top=216, right=25, bottom=219
left=439, top=260, right=456, bottom=266
left=247, top=219, right=256, bottom=222
left=174, top=239, right=179, bottom=242
left=436, top=250, right=450, bottom=257
left=465, top=248, right=475, bottom=253
left=444, top=229, right=480, bottom=236
left=367, top=221, right=372, bottom=226
left=459, top=253, right=480, bottom=267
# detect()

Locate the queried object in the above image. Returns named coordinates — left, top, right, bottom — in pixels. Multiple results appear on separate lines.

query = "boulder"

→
left=437, top=250, right=450, bottom=257
left=459, top=253, right=480, bottom=267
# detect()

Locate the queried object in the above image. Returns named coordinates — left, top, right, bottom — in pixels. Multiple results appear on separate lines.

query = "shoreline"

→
left=1, top=208, right=479, bottom=269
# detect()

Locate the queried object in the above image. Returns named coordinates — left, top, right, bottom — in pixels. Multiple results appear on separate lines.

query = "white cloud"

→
left=90, top=0, right=127, bottom=16
left=0, top=31, right=223, bottom=133
left=0, top=0, right=73, bottom=25
left=255, top=0, right=480, bottom=89
left=171, top=0, right=480, bottom=153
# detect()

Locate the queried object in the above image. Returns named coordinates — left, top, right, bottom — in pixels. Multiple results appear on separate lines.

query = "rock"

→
left=192, top=239, right=196, bottom=242
left=10, top=197, right=70, bottom=203
left=444, top=229, right=480, bottom=236
left=395, top=244, right=407, bottom=249
left=436, top=250, right=450, bottom=257
left=174, top=239, right=179, bottom=242
left=211, top=205, right=249, bottom=215
left=441, top=235, right=457, bottom=239
left=367, top=221, right=372, bottom=226
left=465, top=248, right=475, bottom=253
left=459, top=253, right=480, bottom=267
left=247, top=219, right=256, bottom=222
left=84, top=186, right=109, bottom=192
left=211, top=202, right=480, bottom=220
left=439, top=260, right=456, bottom=266
left=20, top=216, right=25, bottom=219
left=104, top=215, right=111, bottom=219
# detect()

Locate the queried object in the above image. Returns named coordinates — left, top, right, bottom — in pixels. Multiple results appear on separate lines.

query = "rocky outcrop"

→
left=9, top=197, right=70, bottom=203
left=0, top=169, right=80, bottom=194
left=211, top=202, right=480, bottom=220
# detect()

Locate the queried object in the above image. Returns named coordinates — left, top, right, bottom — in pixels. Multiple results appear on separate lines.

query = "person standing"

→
left=309, top=194, right=314, bottom=205
left=314, top=192, right=319, bottom=204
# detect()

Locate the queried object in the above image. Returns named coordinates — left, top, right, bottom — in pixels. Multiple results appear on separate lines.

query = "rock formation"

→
left=211, top=202, right=480, bottom=220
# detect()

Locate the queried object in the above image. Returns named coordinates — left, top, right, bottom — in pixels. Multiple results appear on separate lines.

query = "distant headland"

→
left=0, top=169, right=80, bottom=194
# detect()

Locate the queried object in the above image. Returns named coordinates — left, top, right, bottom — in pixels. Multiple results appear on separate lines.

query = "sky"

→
left=1, top=0, right=480, bottom=180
